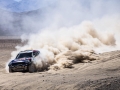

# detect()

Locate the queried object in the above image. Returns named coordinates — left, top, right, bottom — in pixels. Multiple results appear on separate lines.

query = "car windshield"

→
left=16, top=52, right=32, bottom=59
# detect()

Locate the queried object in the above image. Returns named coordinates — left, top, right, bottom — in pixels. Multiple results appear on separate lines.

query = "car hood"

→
left=12, top=57, right=32, bottom=63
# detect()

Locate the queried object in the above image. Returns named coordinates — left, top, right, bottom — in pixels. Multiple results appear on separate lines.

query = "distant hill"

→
left=0, top=8, right=44, bottom=36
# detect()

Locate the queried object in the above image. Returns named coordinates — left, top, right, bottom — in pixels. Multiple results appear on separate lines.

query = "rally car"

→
left=8, top=50, right=40, bottom=73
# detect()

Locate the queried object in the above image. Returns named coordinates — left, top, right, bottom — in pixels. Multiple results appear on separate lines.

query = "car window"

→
left=33, top=51, right=40, bottom=57
left=16, top=52, right=32, bottom=59
left=15, top=54, right=20, bottom=59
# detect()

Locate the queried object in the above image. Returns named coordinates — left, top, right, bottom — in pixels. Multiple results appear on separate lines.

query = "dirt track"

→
left=0, top=39, right=120, bottom=90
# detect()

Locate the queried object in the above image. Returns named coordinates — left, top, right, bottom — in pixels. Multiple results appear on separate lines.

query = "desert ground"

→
left=0, top=38, right=120, bottom=90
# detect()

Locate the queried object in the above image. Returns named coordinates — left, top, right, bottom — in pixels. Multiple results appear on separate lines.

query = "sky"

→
left=0, top=0, right=57, bottom=12
left=0, top=0, right=119, bottom=14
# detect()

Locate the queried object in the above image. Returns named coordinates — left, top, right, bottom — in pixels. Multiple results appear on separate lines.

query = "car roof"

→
left=19, top=50, right=39, bottom=54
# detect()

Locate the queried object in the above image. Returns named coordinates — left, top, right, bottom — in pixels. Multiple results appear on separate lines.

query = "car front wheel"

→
left=28, top=63, right=37, bottom=73
left=9, top=67, right=13, bottom=73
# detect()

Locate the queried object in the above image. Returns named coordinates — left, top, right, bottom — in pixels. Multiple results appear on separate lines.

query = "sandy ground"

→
left=0, top=39, right=120, bottom=90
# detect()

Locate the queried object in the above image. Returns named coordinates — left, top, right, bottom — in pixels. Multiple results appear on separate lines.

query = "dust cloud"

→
left=5, top=0, right=120, bottom=72
left=6, top=20, right=119, bottom=72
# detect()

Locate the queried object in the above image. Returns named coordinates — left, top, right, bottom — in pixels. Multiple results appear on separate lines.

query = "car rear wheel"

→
left=28, top=63, right=37, bottom=73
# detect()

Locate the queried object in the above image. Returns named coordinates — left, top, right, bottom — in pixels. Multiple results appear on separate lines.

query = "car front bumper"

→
left=9, top=63, right=29, bottom=71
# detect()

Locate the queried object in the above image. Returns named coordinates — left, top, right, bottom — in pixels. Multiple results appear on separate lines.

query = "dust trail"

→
left=6, top=20, right=119, bottom=72
left=4, top=0, right=120, bottom=72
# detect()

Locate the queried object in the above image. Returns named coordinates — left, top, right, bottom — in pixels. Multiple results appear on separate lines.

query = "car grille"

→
left=16, top=64, right=24, bottom=68
left=11, top=62, right=28, bottom=69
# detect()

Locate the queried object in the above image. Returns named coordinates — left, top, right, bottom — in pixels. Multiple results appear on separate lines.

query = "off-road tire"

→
left=9, top=67, right=13, bottom=73
left=28, top=63, right=37, bottom=73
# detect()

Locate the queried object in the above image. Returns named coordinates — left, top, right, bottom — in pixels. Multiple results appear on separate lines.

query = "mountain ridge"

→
left=0, top=8, right=44, bottom=36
